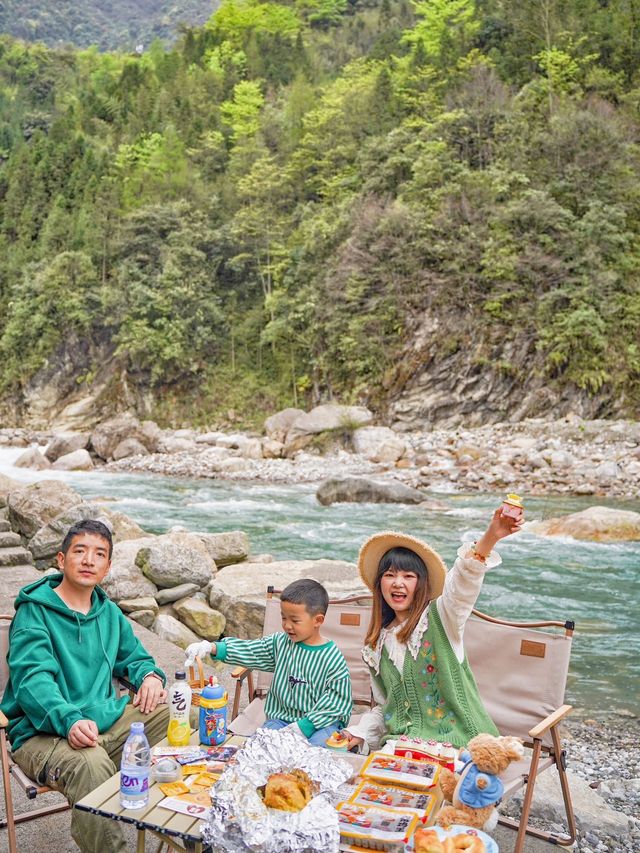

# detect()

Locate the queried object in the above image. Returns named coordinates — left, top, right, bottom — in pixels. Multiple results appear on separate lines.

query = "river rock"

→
left=91, top=413, right=150, bottom=461
left=287, top=404, right=373, bottom=441
left=137, top=540, right=215, bottom=588
left=112, top=438, right=149, bottom=460
left=352, top=427, right=406, bottom=463
left=261, top=438, right=284, bottom=459
left=173, top=597, right=226, bottom=640
left=155, top=583, right=200, bottom=605
left=44, top=432, right=90, bottom=462
left=7, top=480, right=82, bottom=538
left=100, top=537, right=158, bottom=601
left=14, top=447, right=51, bottom=470
left=118, top=596, right=159, bottom=616
left=129, top=610, right=156, bottom=629
left=195, top=531, right=249, bottom=568
left=215, top=457, right=250, bottom=473
left=209, top=559, right=368, bottom=639
left=316, top=476, right=426, bottom=506
left=528, top=506, right=640, bottom=541
left=152, top=614, right=202, bottom=649
left=158, top=435, right=199, bottom=453
left=0, top=473, right=20, bottom=507
left=139, top=420, right=162, bottom=452
left=28, top=503, right=147, bottom=567
left=52, top=449, right=93, bottom=471
left=507, top=768, right=630, bottom=836
left=264, top=408, right=305, bottom=443
left=239, top=438, right=263, bottom=459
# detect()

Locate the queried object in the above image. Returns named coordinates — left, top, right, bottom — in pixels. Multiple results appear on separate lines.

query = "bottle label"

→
left=200, top=708, right=226, bottom=745
left=121, top=771, right=149, bottom=795
left=171, top=689, right=189, bottom=713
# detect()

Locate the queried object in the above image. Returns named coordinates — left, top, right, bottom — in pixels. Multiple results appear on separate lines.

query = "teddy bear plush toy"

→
left=437, top=733, right=525, bottom=832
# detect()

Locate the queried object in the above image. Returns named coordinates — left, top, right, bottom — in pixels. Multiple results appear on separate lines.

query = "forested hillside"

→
left=0, top=0, right=639, bottom=428
left=0, top=0, right=216, bottom=51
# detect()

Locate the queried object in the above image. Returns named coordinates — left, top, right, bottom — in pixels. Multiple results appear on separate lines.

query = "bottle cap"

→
left=504, top=493, right=523, bottom=507
left=130, top=722, right=144, bottom=732
left=201, top=675, right=225, bottom=700
left=174, top=671, right=186, bottom=680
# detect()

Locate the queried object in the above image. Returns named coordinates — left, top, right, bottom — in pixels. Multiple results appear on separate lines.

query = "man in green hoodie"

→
left=0, top=519, right=170, bottom=852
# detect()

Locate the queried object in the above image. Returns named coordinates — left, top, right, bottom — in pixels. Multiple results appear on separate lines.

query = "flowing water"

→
left=1, top=447, right=638, bottom=717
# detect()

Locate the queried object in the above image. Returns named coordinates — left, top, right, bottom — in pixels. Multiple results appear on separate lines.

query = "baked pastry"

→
left=262, top=769, right=314, bottom=812
left=414, top=828, right=445, bottom=853
left=445, top=835, right=485, bottom=853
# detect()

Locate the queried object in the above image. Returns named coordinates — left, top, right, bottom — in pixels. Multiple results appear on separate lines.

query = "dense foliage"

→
left=0, top=0, right=215, bottom=51
left=0, top=0, right=639, bottom=424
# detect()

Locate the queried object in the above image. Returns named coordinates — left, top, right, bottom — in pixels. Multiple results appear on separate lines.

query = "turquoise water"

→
left=2, top=448, right=638, bottom=716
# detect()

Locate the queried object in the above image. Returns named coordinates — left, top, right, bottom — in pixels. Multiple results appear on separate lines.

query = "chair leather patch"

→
left=520, top=639, right=546, bottom=658
left=341, top=613, right=361, bottom=626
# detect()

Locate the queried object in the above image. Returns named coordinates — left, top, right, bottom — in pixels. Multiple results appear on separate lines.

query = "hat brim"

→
left=358, top=531, right=447, bottom=599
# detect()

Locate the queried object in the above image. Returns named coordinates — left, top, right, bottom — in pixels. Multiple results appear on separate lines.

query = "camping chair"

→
left=228, top=587, right=374, bottom=736
left=0, top=614, right=136, bottom=853
left=465, top=609, right=577, bottom=853
left=0, top=614, right=70, bottom=853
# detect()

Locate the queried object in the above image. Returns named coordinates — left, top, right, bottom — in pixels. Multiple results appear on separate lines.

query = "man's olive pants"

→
left=13, top=703, right=170, bottom=853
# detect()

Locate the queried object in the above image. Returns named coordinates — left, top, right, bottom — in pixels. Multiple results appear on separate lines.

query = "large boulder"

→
left=352, top=427, right=407, bottom=463
left=287, top=405, right=373, bottom=440
left=7, top=480, right=82, bottom=538
left=28, top=503, right=148, bottom=568
left=0, top=473, right=20, bottom=508
left=118, top=596, right=159, bottom=617
left=45, top=432, right=90, bottom=462
left=51, top=449, right=93, bottom=471
left=14, top=447, right=51, bottom=470
left=528, top=506, right=640, bottom=542
left=136, top=540, right=216, bottom=588
left=152, top=614, right=202, bottom=649
left=100, top=538, right=158, bottom=601
left=91, top=413, right=150, bottom=461
left=184, top=531, right=249, bottom=568
left=316, top=476, right=427, bottom=506
left=209, top=559, right=368, bottom=639
left=173, top=597, right=226, bottom=641
left=264, top=408, right=305, bottom=443
left=112, top=438, right=149, bottom=460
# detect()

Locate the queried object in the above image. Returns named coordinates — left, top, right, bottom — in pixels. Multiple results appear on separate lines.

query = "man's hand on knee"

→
left=133, top=674, right=167, bottom=714
left=68, top=719, right=99, bottom=749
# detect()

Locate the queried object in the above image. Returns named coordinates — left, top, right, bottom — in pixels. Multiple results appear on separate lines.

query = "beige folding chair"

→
left=465, top=609, right=577, bottom=853
left=228, top=586, right=374, bottom=735
left=0, top=614, right=70, bottom=853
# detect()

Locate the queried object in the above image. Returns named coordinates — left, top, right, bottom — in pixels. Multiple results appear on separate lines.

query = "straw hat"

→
left=358, top=531, right=447, bottom=600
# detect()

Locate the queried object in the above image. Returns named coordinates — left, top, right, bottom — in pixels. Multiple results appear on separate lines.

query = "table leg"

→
left=137, top=828, right=146, bottom=853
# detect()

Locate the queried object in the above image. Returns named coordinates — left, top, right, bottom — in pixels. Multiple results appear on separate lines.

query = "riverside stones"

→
left=100, top=538, right=158, bottom=601
left=0, top=473, right=20, bottom=507
left=51, top=449, right=93, bottom=471
left=7, top=480, right=82, bottom=538
left=118, top=596, right=159, bottom=617
left=173, top=597, right=226, bottom=641
left=112, top=438, right=149, bottom=460
left=91, top=413, right=158, bottom=461
left=155, top=583, right=200, bottom=605
left=152, top=614, right=201, bottom=649
left=136, top=540, right=215, bottom=588
left=44, top=432, right=90, bottom=462
left=352, top=427, right=406, bottom=463
left=316, top=476, right=426, bottom=506
left=195, top=531, right=249, bottom=568
left=264, top=408, right=305, bottom=443
left=528, top=506, right=640, bottom=541
left=208, top=559, right=368, bottom=639
left=14, top=447, right=51, bottom=470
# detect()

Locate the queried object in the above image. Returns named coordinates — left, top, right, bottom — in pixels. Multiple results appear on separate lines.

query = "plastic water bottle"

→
left=167, top=671, right=192, bottom=747
left=120, top=722, right=151, bottom=809
left=199, top=677, right=228, bottom=746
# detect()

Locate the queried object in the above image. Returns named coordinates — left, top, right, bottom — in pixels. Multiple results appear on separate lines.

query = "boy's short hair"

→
left=281, top=579, right=329, bottom=616
left=60, top=519, right=114, bottom=559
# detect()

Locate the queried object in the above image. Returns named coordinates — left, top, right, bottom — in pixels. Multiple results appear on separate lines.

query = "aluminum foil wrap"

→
left=201, top=728, right=352, bottom=853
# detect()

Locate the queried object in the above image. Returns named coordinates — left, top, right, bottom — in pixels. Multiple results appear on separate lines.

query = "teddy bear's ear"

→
left=503, top=737, right=525, bottom=761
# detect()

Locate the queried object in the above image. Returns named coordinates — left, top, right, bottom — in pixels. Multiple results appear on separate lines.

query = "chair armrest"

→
left=528, top=704, right=572, bottom=740
left=0, top=709, right=8, bottom=728
left=230, top=666, right=251, bottom=682
left=118, top=676, right=136, bottom=697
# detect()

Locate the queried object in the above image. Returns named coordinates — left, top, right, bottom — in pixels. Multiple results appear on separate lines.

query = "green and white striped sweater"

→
left=215, top=634, right=352, bottom=737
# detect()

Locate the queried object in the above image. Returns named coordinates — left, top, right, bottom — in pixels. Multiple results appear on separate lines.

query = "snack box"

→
left=350, top=780, right=437, bottom=819
left=337, top=801, right=419, bottom=852
left=394, top=737, right=456, bottom=772
left=360, top=752, right=441, bottom=790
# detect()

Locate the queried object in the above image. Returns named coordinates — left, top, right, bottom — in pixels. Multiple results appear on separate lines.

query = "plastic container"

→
left=501, top=493, right=524, bottom=519
left=167, top=671, right=192, bottom=747
left=199, top=677, right=228, bottom=746
left=120, top=722, right=151, bottom=810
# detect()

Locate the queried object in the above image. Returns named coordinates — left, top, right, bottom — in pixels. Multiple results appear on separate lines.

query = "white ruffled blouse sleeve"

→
left=436, top=543, right=501, bottom=663
left=344, top=675, right=387, bottom=751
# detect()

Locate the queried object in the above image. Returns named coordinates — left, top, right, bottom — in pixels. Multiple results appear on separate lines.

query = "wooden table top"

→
left=75, top=732, right=246, bottom=844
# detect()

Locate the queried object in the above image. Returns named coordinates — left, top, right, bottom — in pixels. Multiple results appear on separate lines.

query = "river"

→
left=1, top=447, right=638, bottom=718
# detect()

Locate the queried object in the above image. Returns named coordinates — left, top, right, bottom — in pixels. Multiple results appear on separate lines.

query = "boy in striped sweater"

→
left=184, top=579, right=353, bottom=747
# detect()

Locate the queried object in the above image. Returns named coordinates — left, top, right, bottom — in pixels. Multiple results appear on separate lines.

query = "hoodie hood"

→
left=15, top=572, right=109, bottom=618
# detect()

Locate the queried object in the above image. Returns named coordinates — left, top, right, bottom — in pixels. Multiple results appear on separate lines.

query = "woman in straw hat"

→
left=344, top=506, right=523, bottom=751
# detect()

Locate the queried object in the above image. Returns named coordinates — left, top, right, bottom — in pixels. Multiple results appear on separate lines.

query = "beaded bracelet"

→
left=469, top=543, right=488, bottom=563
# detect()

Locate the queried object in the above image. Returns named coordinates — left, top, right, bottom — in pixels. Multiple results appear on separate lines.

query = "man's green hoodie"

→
left=0, top=573, right=165, bottom=752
